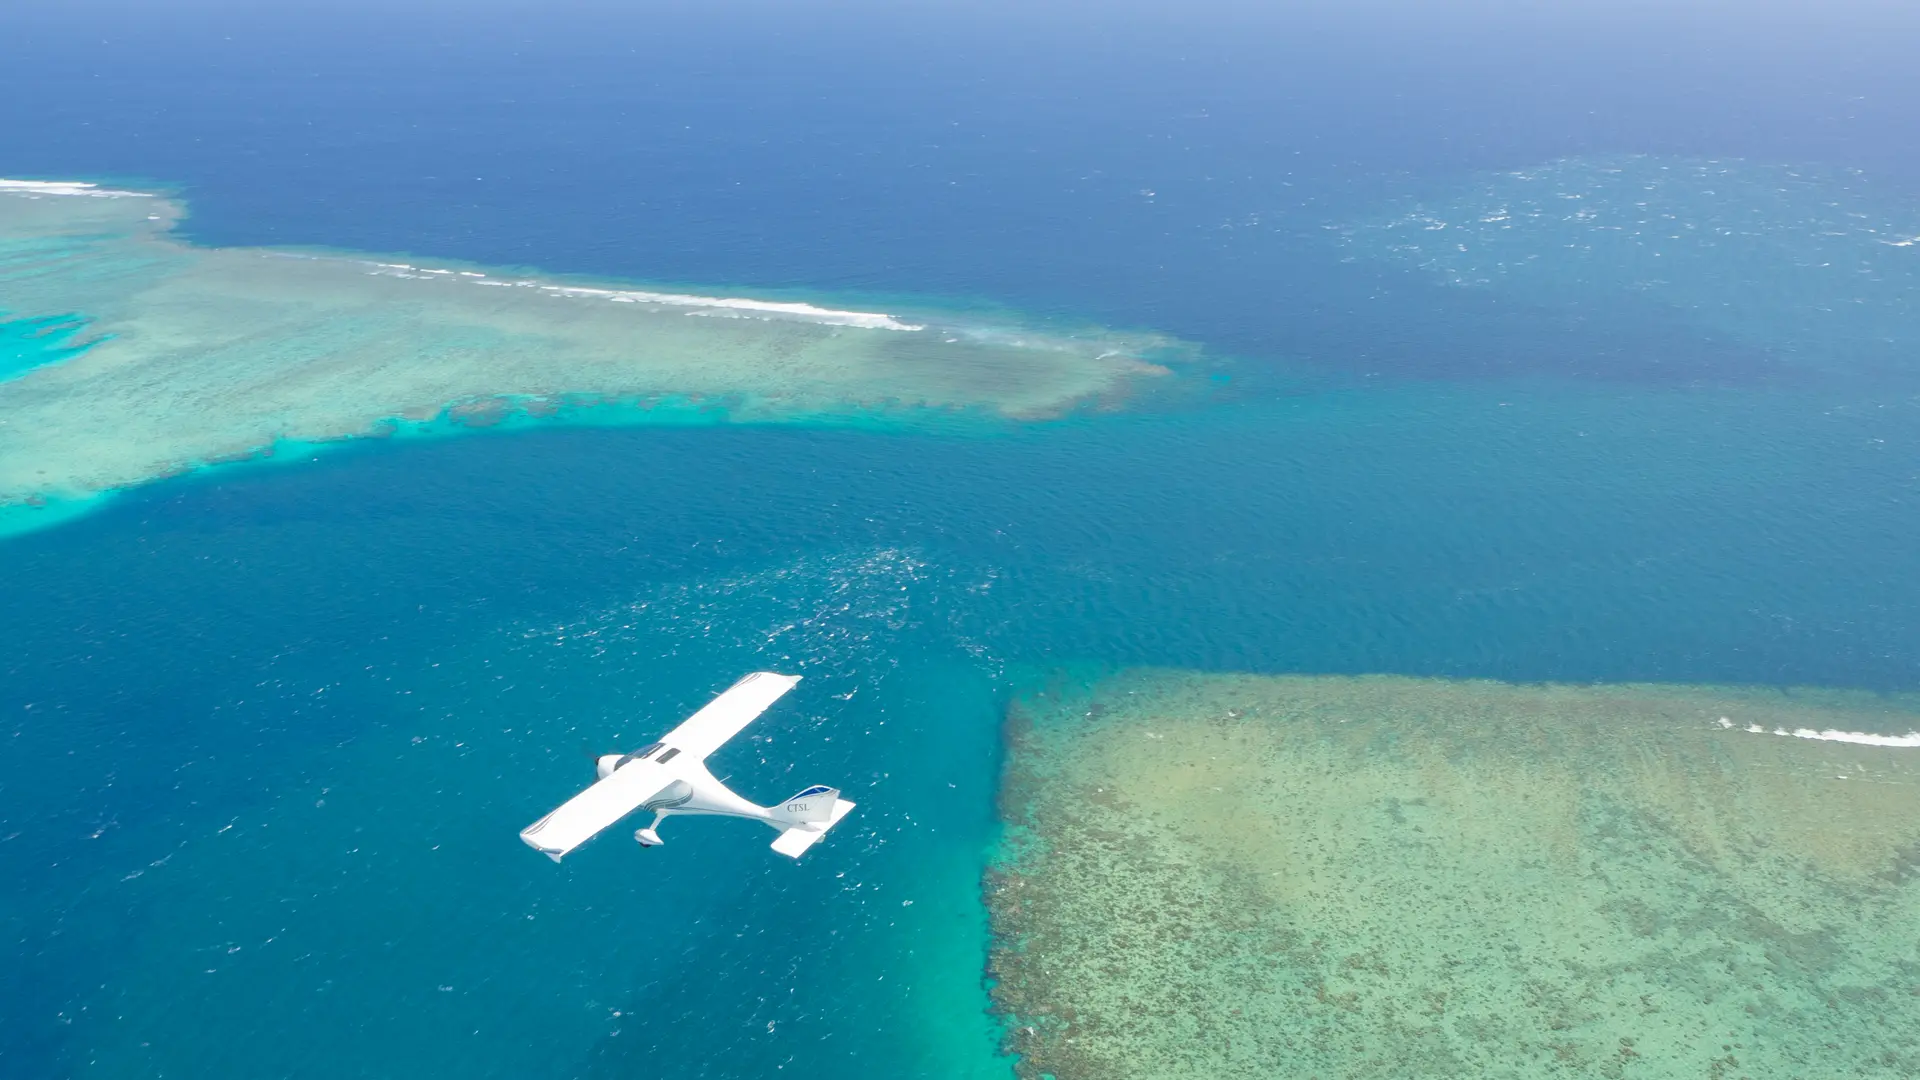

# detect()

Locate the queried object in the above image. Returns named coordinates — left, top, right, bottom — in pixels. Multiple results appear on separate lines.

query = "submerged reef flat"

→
left=1337, top=155, right=1920, bottom=374
left=990, top=669, right=1920, bottom=1079
left=0, top=180, right=1179, bottom=511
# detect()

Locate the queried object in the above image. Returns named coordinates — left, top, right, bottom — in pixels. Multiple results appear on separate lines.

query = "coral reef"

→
left=991, top=669, right=1920, bottom=1079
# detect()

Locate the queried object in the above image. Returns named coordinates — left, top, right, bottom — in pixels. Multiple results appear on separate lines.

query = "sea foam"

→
left=351, top=259, right=921, bottom=329
left=0, top=178, right=153, bottom=198
left=1337, top=155, right=1920, bottom=375
left=1719, top=716, right=1920, bottom=747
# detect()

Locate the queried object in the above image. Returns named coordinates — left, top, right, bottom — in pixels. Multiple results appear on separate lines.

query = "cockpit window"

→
left=615, top=743, right=665, bottom=770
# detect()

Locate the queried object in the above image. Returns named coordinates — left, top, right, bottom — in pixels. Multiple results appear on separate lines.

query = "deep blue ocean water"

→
left=6, top=2, right=1920, bottom=1077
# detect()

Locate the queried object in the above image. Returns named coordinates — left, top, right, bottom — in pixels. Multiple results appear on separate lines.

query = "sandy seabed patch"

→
left=990, top=669, right=1920, bottom=1080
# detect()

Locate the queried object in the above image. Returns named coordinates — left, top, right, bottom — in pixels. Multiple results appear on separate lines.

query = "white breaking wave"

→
left=363, top=260, right=921, bottom=331
left=0, top=181, right=916, bottom=332
left=1717, top=716, right=1920, bottom=748
left=0, top=178, right=153, bottom=199
left=551, top=285, right=923, bottom=331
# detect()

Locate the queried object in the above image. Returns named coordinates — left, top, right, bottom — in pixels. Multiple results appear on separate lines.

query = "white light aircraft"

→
left=519, top=672, right=855, bottom=861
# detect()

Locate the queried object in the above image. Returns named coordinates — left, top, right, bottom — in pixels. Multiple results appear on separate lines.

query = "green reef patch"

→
left=0, top=180, right=1187, bottom=525
left=989, top=668, right=1920, bottom=1079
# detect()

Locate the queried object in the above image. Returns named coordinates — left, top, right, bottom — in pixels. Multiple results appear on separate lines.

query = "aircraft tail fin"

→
left=777, top=785, right=840, bottom=825
left=770, top=788, right=855, bottom=858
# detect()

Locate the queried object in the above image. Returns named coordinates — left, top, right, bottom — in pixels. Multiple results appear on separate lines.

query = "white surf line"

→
left=540, top=284, right=922, bottom=331
left=1718, top=716, right=1920, bottom=748
left=360, top=260, right=922, bottom=330
left=0, top=178, right=153, bottom=198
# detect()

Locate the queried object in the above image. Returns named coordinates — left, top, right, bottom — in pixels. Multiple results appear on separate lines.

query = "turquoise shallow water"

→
left=5, top=519, right=1015, bottom=1077
left=6, top=372, right=1920, bottom=1076
left=5, top=3, right=1920, bottom=1076
left=0, top=312, right=93, bottom=382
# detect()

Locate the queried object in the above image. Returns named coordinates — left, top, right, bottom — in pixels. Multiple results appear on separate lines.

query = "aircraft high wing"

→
left=519, top=672, right=855, bottom=862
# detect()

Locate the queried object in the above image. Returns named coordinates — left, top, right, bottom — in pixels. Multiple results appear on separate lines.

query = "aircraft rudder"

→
left=779, top=784, right=840, bottom=825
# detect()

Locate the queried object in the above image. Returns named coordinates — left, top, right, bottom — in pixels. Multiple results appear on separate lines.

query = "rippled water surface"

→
left=5, top=2, right=1920, bottom=1077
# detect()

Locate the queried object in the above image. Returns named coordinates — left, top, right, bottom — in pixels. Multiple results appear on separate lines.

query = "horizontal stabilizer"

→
left=770, top=798, right=855, bottom=859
